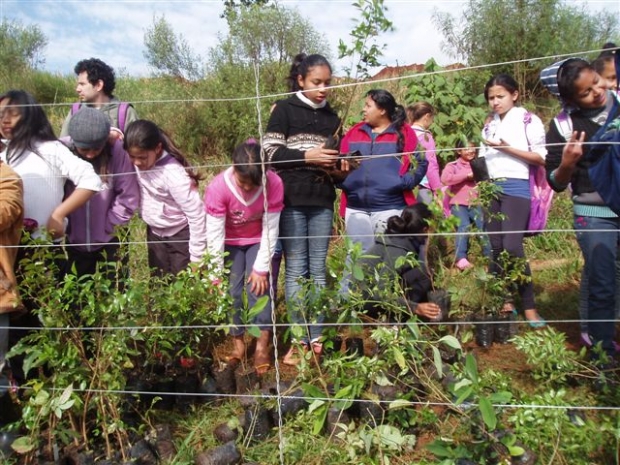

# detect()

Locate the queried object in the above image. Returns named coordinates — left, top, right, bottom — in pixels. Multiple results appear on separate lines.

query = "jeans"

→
left=279, top=206, right=333, bottom=342
left=226, top=243, right=273, bottom=337
left=451, top=205, right=491, bottom=261
left=574, top=214, right=620, bottom=356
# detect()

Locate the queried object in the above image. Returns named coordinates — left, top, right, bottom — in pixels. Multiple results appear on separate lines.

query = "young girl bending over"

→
left=64, top=107, right=139, bottom=279
left=205, top=140, right=284, bottom=375
left=356, top=203, right=440, bottom=322
left=441, top=138, right=491, bottom=270
left=124, top=120, right=206, bottom=276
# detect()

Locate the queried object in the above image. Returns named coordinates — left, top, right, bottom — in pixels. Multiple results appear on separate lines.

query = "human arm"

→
left=483, top=112, right=547, bottom=166
left=47, top=189, right=95, bottom=239
left=0, top=163, right=23, bottom=233
left=400, top=127, right=428, bottom=189
left=440, top=162, right=471, bottom=186
left=49, top=143, right=102, bottom=238
left=168, top=168, right=206, bottom=263
left=263, top=101, right=339, bottom=169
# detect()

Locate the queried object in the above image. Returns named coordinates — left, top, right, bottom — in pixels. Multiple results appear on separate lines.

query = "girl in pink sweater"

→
left=440, top=138, right=491, bottom=270
left=205, top=140, right=284, bottom=375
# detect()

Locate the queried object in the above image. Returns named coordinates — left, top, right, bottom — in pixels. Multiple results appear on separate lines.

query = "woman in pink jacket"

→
left=441, top=138, right=491, bottom=270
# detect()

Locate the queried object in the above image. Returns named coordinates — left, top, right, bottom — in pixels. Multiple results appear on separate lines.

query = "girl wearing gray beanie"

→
left=64, top=107, right=140, bottom=281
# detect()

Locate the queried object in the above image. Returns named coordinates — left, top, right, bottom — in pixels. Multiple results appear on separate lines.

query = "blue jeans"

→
left=451, top=205, right=491, bottom=261
left=575, top=214, right=620, bottom=356
left=279, top=206, right=333, bottom=342
left=226, top=243, right=273, bottom=337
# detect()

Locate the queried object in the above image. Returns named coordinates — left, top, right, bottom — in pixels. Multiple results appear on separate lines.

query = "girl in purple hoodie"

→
left=64, top=107, right=140, bottom=280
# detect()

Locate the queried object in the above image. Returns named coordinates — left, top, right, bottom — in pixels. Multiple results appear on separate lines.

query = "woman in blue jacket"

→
left=339, top=89, right=427, bottom=253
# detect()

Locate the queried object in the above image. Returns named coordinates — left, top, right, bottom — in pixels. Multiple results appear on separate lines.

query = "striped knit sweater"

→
left=262, top=92, right=341, bottom=210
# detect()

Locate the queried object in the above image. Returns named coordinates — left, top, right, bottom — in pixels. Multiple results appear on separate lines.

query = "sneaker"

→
left=580, top=332, right=593, bottom=348
left=456, top=258, right=473, bottom=270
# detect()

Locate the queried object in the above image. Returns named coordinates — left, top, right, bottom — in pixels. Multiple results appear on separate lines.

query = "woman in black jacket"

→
left=355, top=203, right=440, bottom=322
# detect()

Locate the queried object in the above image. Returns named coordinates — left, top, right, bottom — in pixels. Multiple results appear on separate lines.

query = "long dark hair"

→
left=286, top=53, right=332, bottom=93
left=124, top=120, right=202, bottom=184
left=0, top=90, right=57, bottom=163
left=232, top=139, right=264, bottom=187
left=366, top=89, right=407, bottom=152
left=483, top=74, right=519, bottom=101
left=385, top=203, right=431, bottom=236
left=556, top=58, right=593, bottom=104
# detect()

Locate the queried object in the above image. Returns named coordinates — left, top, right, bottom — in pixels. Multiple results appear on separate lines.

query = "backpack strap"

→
left=553, top=110, right=573, bottom=142
left=70, top=102, right=81, bottom=115
left=117, top=102, right=130, bottom=133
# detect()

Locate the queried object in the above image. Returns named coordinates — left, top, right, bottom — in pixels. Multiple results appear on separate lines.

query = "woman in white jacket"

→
left=479, top=74, right=546, bottom=326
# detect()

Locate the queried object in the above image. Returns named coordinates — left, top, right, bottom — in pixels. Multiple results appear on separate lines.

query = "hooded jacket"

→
left=64, top=139, right=140, bottom=251
left=356, top=234, right=430, bottom=313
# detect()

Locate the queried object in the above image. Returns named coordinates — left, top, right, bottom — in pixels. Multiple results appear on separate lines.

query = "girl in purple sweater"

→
left=441, top=138, right=491, bottom=270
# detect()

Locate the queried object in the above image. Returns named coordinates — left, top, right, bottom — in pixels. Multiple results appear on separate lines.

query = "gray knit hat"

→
left=68, top=107, right=111, bottom=149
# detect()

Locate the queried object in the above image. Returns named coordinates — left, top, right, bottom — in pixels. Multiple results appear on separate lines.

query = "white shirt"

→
left=480, top=106, right=547, bottom=180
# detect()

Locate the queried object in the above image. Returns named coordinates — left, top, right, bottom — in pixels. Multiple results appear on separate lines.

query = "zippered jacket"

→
left=339, top=122, right=426, bottom=211
left=65, top=139, right=140, bottom=252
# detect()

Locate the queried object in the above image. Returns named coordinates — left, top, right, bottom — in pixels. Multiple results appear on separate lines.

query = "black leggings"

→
left=486, top=193, right=535, bottom=310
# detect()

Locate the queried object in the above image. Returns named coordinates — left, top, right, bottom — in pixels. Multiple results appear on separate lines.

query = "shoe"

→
left=580, top=332, right=593, bottom=348
left=527, top=319, right=547, bottom=328
left=524, top=309, right=546, bottom=328
left=456, top=258, right=473, bottom=270
left=310, top=339, right=323, bottom=356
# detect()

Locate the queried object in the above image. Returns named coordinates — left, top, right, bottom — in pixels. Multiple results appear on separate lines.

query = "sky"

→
left=4, top=0, right=620, bottom=78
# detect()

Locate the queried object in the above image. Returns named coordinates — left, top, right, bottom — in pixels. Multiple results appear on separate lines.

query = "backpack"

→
left=586, top=52, right=620, bottom=215
left=524, top=112, right=554, bottom=235
left=71, top=102, right=131, bottom=133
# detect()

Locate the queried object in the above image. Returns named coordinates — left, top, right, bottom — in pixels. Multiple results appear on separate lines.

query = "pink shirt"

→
left=205, top=167, right=284, bottom=273
left=412, top=126, right=441, bottom=191
left=441, top=158, right=479, bottom=206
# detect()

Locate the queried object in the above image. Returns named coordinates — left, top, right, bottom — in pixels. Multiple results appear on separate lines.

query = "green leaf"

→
left=478, top=396, right=497, bottom=431
left=464, top=353, right=479, bottom=386
left=438, top=335, right=461, bottom=351
left=10, top=436, right=36, bottom=454
left=388, top=399, right=414, bottom=410
left=431, top=346, right=443, bottom=378
left=426, top=440, right=453, bottom=458
left=312, top=404, right=328, bottom=435
left=508, top=445, right=526, bottom=457
left=392, top=348, right=407, bottom=370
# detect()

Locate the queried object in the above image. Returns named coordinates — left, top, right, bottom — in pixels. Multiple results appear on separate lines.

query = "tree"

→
left=0, top=19, right=47, bottom=71
left=143, top=15, right=202, bottom=80
left=209, top=3, right=330, bottom=68
left=433, top=0, right=619, bottom=99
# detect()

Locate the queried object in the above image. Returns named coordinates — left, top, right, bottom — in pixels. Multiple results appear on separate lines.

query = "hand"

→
left=108, top=128, right=124, bottom=144
left=247, top=271, right=269, bottom=296
left=560, top=131, right=586, bottom=168
left=415, top=302, right=441, bottom=320
left=483, top=138, right=510, bottom=152
left=304, top=146, right=339, bottom=168
left=46, top=212, right=66, bottom=240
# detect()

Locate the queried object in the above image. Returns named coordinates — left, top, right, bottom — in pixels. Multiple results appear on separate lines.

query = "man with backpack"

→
left=60, top=58, right=138, bottom=141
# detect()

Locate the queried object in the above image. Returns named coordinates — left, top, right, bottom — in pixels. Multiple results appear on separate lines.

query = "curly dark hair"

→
left=74, top=58, right=116, bottom=97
